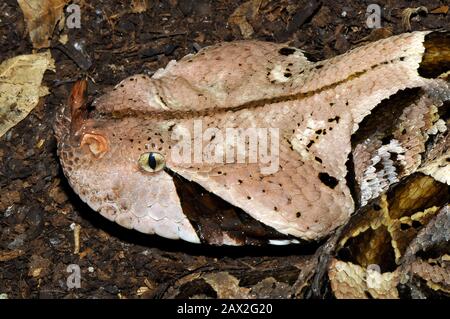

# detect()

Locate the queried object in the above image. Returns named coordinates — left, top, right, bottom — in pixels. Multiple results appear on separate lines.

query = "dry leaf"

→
left=59, top=33, right=69, bottom=45
left=0, top=51, right=55, bottom=138
left=202, top=272, right=253, bottom=298
left=18, top=0, right=69, bottom=49
left=0, top=249, right=24, bottom=262
left=430, top=6, right=449, bottom=14
left=401, top=6, right=428, bottom=32
left=228, top=0, right=263, bottom=39
left=130, top=0, right=150, bottom=13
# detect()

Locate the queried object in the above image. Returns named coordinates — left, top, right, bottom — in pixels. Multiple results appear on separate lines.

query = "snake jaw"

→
left=55, top=81, right=202, bottom=244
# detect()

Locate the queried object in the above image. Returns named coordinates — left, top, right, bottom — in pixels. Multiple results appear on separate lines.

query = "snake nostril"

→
left=81, top=133, right=109, bottom=158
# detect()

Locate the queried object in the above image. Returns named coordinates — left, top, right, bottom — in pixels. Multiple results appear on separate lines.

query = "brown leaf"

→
left=18, top=0, right=69, bottom=49
left=401, top=6, right=428, bottom=32
left=0, top=250, right=24, bottom=262
left=130, top=0, right=150, bottom=13
left=202, top=272, right=253, bottom=298
left=228, top=0, right=263, bottom=39
left=430, top=6, right=449, bottom=15
left=0, top=52, right=55, bottom=138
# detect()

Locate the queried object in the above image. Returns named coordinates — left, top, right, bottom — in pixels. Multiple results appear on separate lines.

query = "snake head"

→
left=54, top=79, right=201, bottom=243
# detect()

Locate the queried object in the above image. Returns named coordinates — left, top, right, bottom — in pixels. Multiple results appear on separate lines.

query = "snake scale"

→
left=55, top=31, right=449, bottom=250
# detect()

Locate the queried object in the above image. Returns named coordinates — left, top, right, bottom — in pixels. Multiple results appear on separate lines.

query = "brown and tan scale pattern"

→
left=329, top=174, right=449, bottom=298
left=55, top=31, right=449, bottom=246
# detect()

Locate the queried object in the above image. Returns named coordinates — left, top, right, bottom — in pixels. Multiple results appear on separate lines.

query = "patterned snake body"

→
left=55, top=31, right=449, bottom=245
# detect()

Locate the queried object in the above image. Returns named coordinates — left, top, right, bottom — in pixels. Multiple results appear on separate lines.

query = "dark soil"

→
left=0, top=0, right=448, bottom=298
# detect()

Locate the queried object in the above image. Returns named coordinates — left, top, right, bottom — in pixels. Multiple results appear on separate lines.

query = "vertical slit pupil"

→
left=148, top=153, right=157, bottom=170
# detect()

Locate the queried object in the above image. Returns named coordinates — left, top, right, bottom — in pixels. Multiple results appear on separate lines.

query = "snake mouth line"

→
left=163, top=166, right=314, bottom=246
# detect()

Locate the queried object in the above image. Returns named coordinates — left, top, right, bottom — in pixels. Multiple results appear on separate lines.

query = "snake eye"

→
left=138, top=152, right=165, bottom=173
